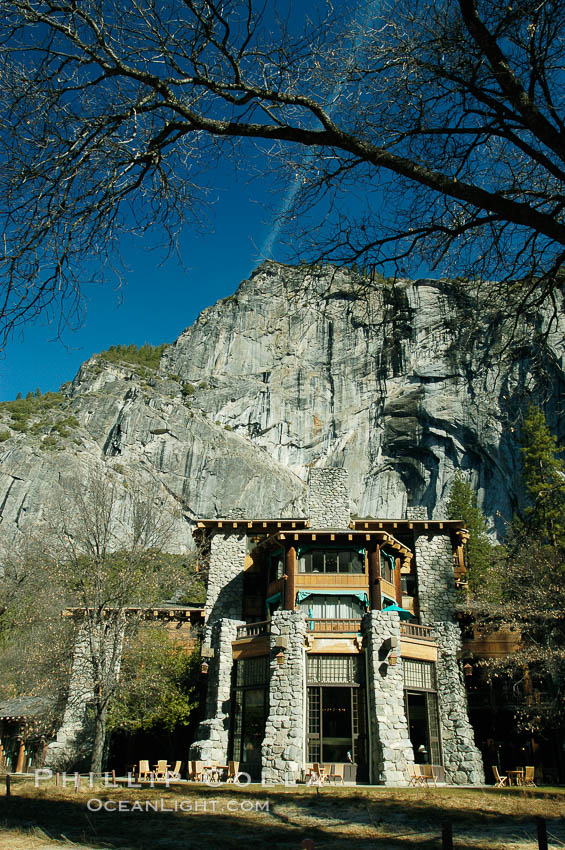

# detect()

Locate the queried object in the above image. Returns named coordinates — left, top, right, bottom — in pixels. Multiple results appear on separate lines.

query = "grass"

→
left=1, top=779, right=564, bottom=850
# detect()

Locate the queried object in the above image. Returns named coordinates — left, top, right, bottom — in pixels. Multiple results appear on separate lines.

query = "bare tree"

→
left=0, top=0, right=564, bottom=344
left=47, top=469, right=187, bottom=774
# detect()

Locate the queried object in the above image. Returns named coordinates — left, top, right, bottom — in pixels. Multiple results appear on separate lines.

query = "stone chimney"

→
left=306, top=468, right=350, bottom=529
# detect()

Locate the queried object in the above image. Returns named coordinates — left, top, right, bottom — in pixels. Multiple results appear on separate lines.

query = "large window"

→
left=403, top=660, right=442, bottom=766
left=306, top=654, right=367, bottom=777
left=380, top=551, right=395, bottom=583
left=299, top=549, right=365, bottom=574
left=231, top=657, right=270, bottom=780
left=299, top=594, right=365, bottom=620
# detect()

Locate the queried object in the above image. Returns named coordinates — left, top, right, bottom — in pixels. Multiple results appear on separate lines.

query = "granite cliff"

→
left=0, top=262, right=563, bottom=554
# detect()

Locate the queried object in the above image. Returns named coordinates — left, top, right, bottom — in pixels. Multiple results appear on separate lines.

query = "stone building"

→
left=189, top=469, right=484, bottom=785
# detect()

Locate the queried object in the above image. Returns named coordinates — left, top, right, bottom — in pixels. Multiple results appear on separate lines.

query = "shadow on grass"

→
left=1, top=783, right=563, bottom=850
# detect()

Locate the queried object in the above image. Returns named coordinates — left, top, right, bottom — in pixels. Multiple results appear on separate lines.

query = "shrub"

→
left=0, top=430, right=11, bottom=442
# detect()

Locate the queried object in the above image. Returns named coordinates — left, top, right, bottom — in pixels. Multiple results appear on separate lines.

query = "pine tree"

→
left=447, top=473, right=494, bottom=594
left=520, top=406, right=565, bottom=547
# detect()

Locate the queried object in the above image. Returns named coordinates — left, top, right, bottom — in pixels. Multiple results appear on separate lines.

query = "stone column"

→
left=414, top=531, right=456, bottom=623
left=306, top=468, right=350, bottom=529
left=189, top=617, right=244, bottom=764
left=261, top=610, right=307, bottom=785
left=204, top=531, right=247, bottom=622
left=362, top=610, right=415, bottom=785
left=434, top=622, right=485, bottom=784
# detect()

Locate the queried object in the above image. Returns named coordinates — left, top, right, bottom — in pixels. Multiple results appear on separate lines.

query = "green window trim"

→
left=296, top=590, right=369, bottom=607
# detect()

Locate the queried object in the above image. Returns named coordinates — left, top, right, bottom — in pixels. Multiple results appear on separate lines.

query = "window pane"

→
left=325, top=552, right=338, bottom=573
left=404, top=659, right=436, bottom=690
left=299, top=553, right=312, bottom=574
left=312, top=552, right=324, bottom=573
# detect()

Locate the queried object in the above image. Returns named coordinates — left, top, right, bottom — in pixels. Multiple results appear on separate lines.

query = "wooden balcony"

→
left=297, top=574, right=369, bottom=589
left=400, top=623, right=435, bottom=641
left=306, top=618, right=362, bottom=634
left=236, top=620, right=271, bottom=639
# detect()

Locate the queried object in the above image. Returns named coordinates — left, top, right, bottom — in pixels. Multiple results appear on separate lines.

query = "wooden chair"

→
left=190, top=760, right=204, bottom=781
left=492, top=765, right=508, bottom=787
left=304, top=763, right=314, bottom=784
left=226, top=761, right=241, bottom=783
left=408, top=763, right=423, bottom=786
left=154, top=760, right=169, bottom=780
left=307, top=763, right=326, bottom=786
left=421, top=764, right=438, bottom=786
left=138, top=759, right=152, bottom=781
left=168, top=760, right=182, bottom=780
left=328, top=763, right=345, bottom=785
left=523, top=766, right=536, bottom=786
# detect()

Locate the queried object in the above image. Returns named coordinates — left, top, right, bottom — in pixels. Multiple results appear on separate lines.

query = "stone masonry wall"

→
left=362, top=610, right=415, bottom=785
left=306, top=468, right=350, bottom=529
left=414, top=532, right=456, bottom=623
left=261, top=610, right=307, bottom=784
left=204, top=532, right=247, bottom=622
left=189, top=617, right=243, bottom=764
left=434, top=623, right=485, bottom=785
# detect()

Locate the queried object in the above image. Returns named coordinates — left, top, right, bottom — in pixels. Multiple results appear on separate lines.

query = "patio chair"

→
left=328, top=763, right=345, bottom=785
left=138, top=760, right=152, bottom=781
left=407, top=763, right=423, bottom=786
left=168, top=761, right=182, bottom=780
left=492, top=766, right=508, bottom=787
left=226, top=761, right=241, bottom=783
left=190, top=760, right=204, bottom=781
left=523, top=766, right=536, bottom=787
left=154, top=760, right=169, bottom=781
left=421, top=764, right=438, bottom=786
left=307, top=763, right=326, bottom=786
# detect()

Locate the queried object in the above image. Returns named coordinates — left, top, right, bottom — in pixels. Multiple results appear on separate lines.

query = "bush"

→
left=0, top=430, right=11, bottom=441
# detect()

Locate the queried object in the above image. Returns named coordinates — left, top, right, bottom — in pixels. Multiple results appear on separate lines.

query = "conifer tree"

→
left=520, top=406, right=565, bottom=548
left=447, top=473, right=494, bottom=594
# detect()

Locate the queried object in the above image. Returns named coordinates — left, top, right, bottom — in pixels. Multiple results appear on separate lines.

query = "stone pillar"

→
left=189, top=617, right=243, bottom=764
left=261, top=610, right=307, bottom=785
left=204, top=532, right=247, bottom=622
left=434, top=622, right=485, bottom=785
left=362, top=610, right=415, bottom=785
left=306, top=468, right=350, bottom=529
left=414, top=531, right=456, bottom=623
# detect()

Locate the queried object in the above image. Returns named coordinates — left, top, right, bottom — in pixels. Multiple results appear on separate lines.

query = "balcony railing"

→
left=400, top=623, right=435, bottom=641
left=236, top=620, right=271, bottom=639
left=306, top=618, right=362, bottom=633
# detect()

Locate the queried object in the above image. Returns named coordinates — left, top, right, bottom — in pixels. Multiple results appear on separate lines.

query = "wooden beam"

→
left=285, top=546, right=297, bottom=610
left=369, top=544, right=382, bottom=610
left=394, top=555, right=402, bottom=605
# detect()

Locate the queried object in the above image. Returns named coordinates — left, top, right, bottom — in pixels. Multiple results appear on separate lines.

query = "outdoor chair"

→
left=190, top=761, right=204, bottom=782
left=138, top=760, right=152, bottom=781
left=226, top=761, right=241, bottom=783
left=304, top=763, right=314, bottom=784
left=168, top=761, right=182, bottom=780
left=421, top=764, right=438, bottom=786
left=523, top=766, right=536, bottom=787
left=407, top=764, right=423, bottom=786
left=307, top=763, right=326, bottom=786
left=492, top=766, right=508, bottom=787
left=328, top=763, right=345, bottom=785
left=154, top=760, right=169, bottom=781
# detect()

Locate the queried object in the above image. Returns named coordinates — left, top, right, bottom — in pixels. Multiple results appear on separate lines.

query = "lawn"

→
left=0, top=778, right=564, bottom=850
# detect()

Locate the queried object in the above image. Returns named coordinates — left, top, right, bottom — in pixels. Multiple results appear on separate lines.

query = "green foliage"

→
left=40, top=435, right=59, bottom=451
left=198, top=381, right=209, bottom=390
left=447, top=473, right=497, bottom=594
left=520, top=406, right=565, bottom=547
left=0, top=430, right=11, bottom=441
left=98, top=343, right=167, bottom=370
left=469, top=409, right=565, bottom=738
left=108, top=628, right=200, bottom=733
left=181, top=382, right=195, bottom=398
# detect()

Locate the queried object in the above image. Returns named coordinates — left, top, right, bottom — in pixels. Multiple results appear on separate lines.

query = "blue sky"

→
left=0, top=162, right=287, bottom=401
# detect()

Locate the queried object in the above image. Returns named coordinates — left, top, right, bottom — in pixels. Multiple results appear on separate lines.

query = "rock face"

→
left=0, top=261, right=563, bottom=553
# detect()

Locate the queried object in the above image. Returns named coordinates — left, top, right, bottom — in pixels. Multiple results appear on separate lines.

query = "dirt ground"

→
left=1, top=779, right=564, bottom=850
